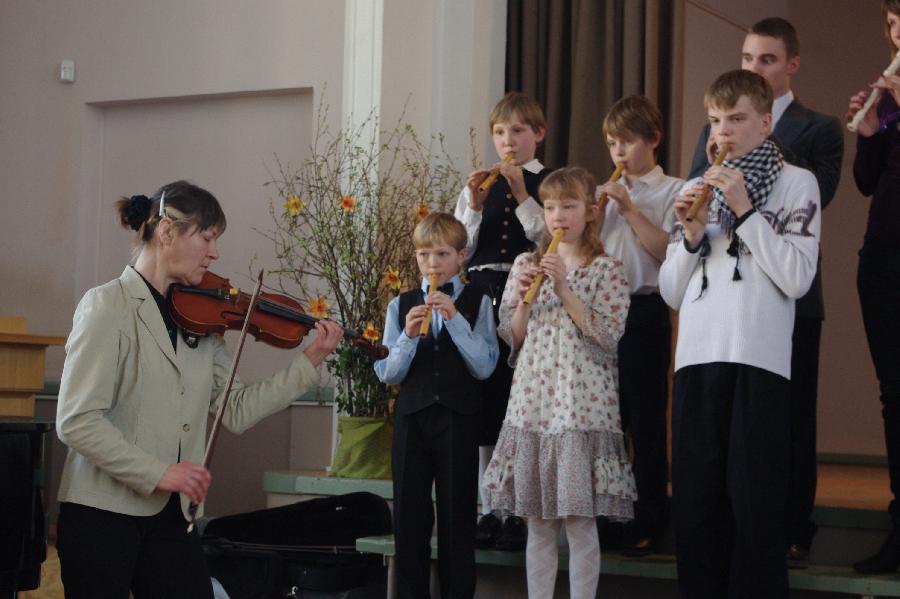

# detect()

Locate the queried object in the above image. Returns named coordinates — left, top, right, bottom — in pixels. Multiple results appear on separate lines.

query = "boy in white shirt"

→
left=597, top=95, right=684, bottom=556
left=659, top=69, right=820, bottom=598
left=454, top=92, right=552, bottom=550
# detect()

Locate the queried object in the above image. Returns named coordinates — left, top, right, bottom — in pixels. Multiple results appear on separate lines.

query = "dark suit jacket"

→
left=688, top=98, right=844, bottom=319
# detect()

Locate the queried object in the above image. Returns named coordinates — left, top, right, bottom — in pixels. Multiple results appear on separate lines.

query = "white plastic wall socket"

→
left=59, top=60, right=75, bottom=83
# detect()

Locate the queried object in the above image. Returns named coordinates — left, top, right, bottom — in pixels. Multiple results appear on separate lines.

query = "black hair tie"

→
left=124, top=195, right=152, bottom=231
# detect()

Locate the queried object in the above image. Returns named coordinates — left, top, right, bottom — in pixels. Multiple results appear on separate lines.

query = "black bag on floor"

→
left=202, top=492, right=391, bottom=599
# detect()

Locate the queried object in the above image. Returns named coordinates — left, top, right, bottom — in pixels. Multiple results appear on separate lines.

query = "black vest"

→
left=395, top=285, right=485, bottom=416
left=468, top=167, right=551, bottom=269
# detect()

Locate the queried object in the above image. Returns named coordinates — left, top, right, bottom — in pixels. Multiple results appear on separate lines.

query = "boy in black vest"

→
left=453, top=91, right=551, bottom=550
left=375, top=212, right=499, bottom=599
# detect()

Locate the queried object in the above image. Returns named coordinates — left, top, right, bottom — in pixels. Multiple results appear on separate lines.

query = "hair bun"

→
left=124, top=195, right=152, bottom=231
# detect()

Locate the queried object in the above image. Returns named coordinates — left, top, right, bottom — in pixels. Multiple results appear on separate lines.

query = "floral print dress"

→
left=481, top=252, right=636, bottom=520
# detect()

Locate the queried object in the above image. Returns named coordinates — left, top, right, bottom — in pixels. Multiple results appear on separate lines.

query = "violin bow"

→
left=187, top=269, right=265, bottom=532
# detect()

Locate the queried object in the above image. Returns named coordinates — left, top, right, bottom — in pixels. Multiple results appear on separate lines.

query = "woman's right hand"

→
left=847, top=89, right=880, bottom=137
left=156, top=462, right=212, bottom=504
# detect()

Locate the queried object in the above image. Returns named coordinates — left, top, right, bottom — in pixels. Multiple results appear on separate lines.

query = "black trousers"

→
left=858, top=244, right=900, bottom=526
left=786, top=314, right=822, bottom=548
left=466, top=269, right=514, bottom=446
left=56, top=493, right=213, bottom=599
left=618, top=293, right=671, bottom=540
left=672, top=363, right=789, bottom=599
left=392, top=403, right=480, bottom=599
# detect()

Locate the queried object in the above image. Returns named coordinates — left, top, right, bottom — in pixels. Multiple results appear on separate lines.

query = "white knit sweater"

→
left=659, top=164, right=820, bottom=380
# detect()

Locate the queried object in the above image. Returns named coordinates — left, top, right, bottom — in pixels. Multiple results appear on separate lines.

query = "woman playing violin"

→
left=55, top=180, right=343, bottom=598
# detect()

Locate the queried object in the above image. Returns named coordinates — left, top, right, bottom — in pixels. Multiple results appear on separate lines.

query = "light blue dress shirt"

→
left=374, top=275, right=499, bottom=384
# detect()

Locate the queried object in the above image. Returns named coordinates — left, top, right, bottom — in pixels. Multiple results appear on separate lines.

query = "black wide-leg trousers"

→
left=672, top=362, right=790, bottom=599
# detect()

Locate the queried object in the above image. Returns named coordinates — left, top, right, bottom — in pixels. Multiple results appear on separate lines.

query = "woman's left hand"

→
left=540, top=253, right=568, bottom=295
left=303, top=320, right=344, bottom=366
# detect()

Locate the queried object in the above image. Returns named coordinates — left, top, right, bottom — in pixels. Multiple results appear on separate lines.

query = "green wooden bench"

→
left=355, top=534, right=900, bottom=599
left=264, top=468, right=900, bottom=598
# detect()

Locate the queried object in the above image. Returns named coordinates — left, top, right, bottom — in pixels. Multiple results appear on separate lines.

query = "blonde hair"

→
left=603, top=95, right=664, bottom=150
left=412, top=212, right=467, bottom=251
left=488, top=92, right=547, bottom=134
left=534, top=167, right=604, bottom=266
left=703, top=69, right=773, bottom=115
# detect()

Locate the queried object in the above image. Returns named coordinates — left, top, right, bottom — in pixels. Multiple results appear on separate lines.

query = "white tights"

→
left=526, top=516, right=600, bottom=599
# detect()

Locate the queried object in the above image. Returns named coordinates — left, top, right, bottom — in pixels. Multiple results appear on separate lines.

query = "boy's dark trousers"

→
left=617, top=292, right=671, bottom=540
left=672, top=362, right=790, bottom=599
left=786, top=313, right=822, bottom=548
left=467, top=268, right=513, bottom=445
left=392, top=403, right=480, bottom=599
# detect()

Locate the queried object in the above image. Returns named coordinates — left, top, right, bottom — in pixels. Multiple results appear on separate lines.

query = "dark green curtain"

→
left=506, top=0, right=683, bottom=180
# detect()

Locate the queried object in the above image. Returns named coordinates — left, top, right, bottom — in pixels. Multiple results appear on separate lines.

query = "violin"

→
left=167, top=270, right=388, bottom=360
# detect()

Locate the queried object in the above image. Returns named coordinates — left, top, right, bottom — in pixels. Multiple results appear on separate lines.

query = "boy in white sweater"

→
left=659, top=69, right=820, bottom=598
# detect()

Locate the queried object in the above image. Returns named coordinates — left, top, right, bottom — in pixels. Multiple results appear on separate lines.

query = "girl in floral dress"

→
left=481, top=166, right=636, bottom=598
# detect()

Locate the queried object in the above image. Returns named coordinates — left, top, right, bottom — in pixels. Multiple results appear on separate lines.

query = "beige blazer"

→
left=57, top=267, right=318, bottom=517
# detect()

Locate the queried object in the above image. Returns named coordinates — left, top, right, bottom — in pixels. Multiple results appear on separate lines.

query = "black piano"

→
left=0, top=417, right=53, bottom=597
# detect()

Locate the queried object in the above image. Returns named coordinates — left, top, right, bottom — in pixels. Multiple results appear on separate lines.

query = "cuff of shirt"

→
left=684, top=234, right=707, bottom=254
left=734, top=207, right=757, bottom=230
left=395, top=331, right=420, bottom=351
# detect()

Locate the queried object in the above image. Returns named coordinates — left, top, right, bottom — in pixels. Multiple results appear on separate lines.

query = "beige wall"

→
left=789, top=1, right=887, bottom=456
left=680, top=0, right=888, bottom=455
left=1, top=0, right=346, bottom=374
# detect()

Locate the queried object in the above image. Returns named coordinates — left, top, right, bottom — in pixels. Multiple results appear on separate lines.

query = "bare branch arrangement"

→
left=259, top=100, right=463, bottom=416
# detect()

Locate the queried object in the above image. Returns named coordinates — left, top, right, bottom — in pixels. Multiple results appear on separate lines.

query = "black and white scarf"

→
left=711, top=138, right=784, bottom=243
left=693, top=138, right=783, bottom=297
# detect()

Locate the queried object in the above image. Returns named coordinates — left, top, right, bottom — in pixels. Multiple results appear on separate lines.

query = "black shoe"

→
left=786, top=544, right=810, bottom=569
left=474, top=513, right=502, bottom=549
left=619, top=520, right=655, bottom=557
left=495, top=516, right=527, bottom=551
left=621, top=537, right=655, bottom=557
left=854, top=530, right=900, bottom=574
left=597, top=517, right=624, bottom=551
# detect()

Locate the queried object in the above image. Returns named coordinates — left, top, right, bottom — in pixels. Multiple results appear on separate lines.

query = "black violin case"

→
left=201, top=491, right=391, bottom=599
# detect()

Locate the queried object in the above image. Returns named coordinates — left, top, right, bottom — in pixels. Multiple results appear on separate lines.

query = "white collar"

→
left=622, top=165, right=665, bottom=190
left=521, top=158, right=544, bottom=174
left=772, top=91, right=794, bottom=128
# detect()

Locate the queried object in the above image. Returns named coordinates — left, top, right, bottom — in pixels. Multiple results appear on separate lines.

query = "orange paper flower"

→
left=339, top=195, right=357, bottom=212
left=307, top=296, right=330, bottom=319
left=284, top=194, right=304, bottom=216
left=382, top=267, right=402, bottom=291
left=414, top=203, right=430, bottom=221
left=362, top=322, right=380, bottom=342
